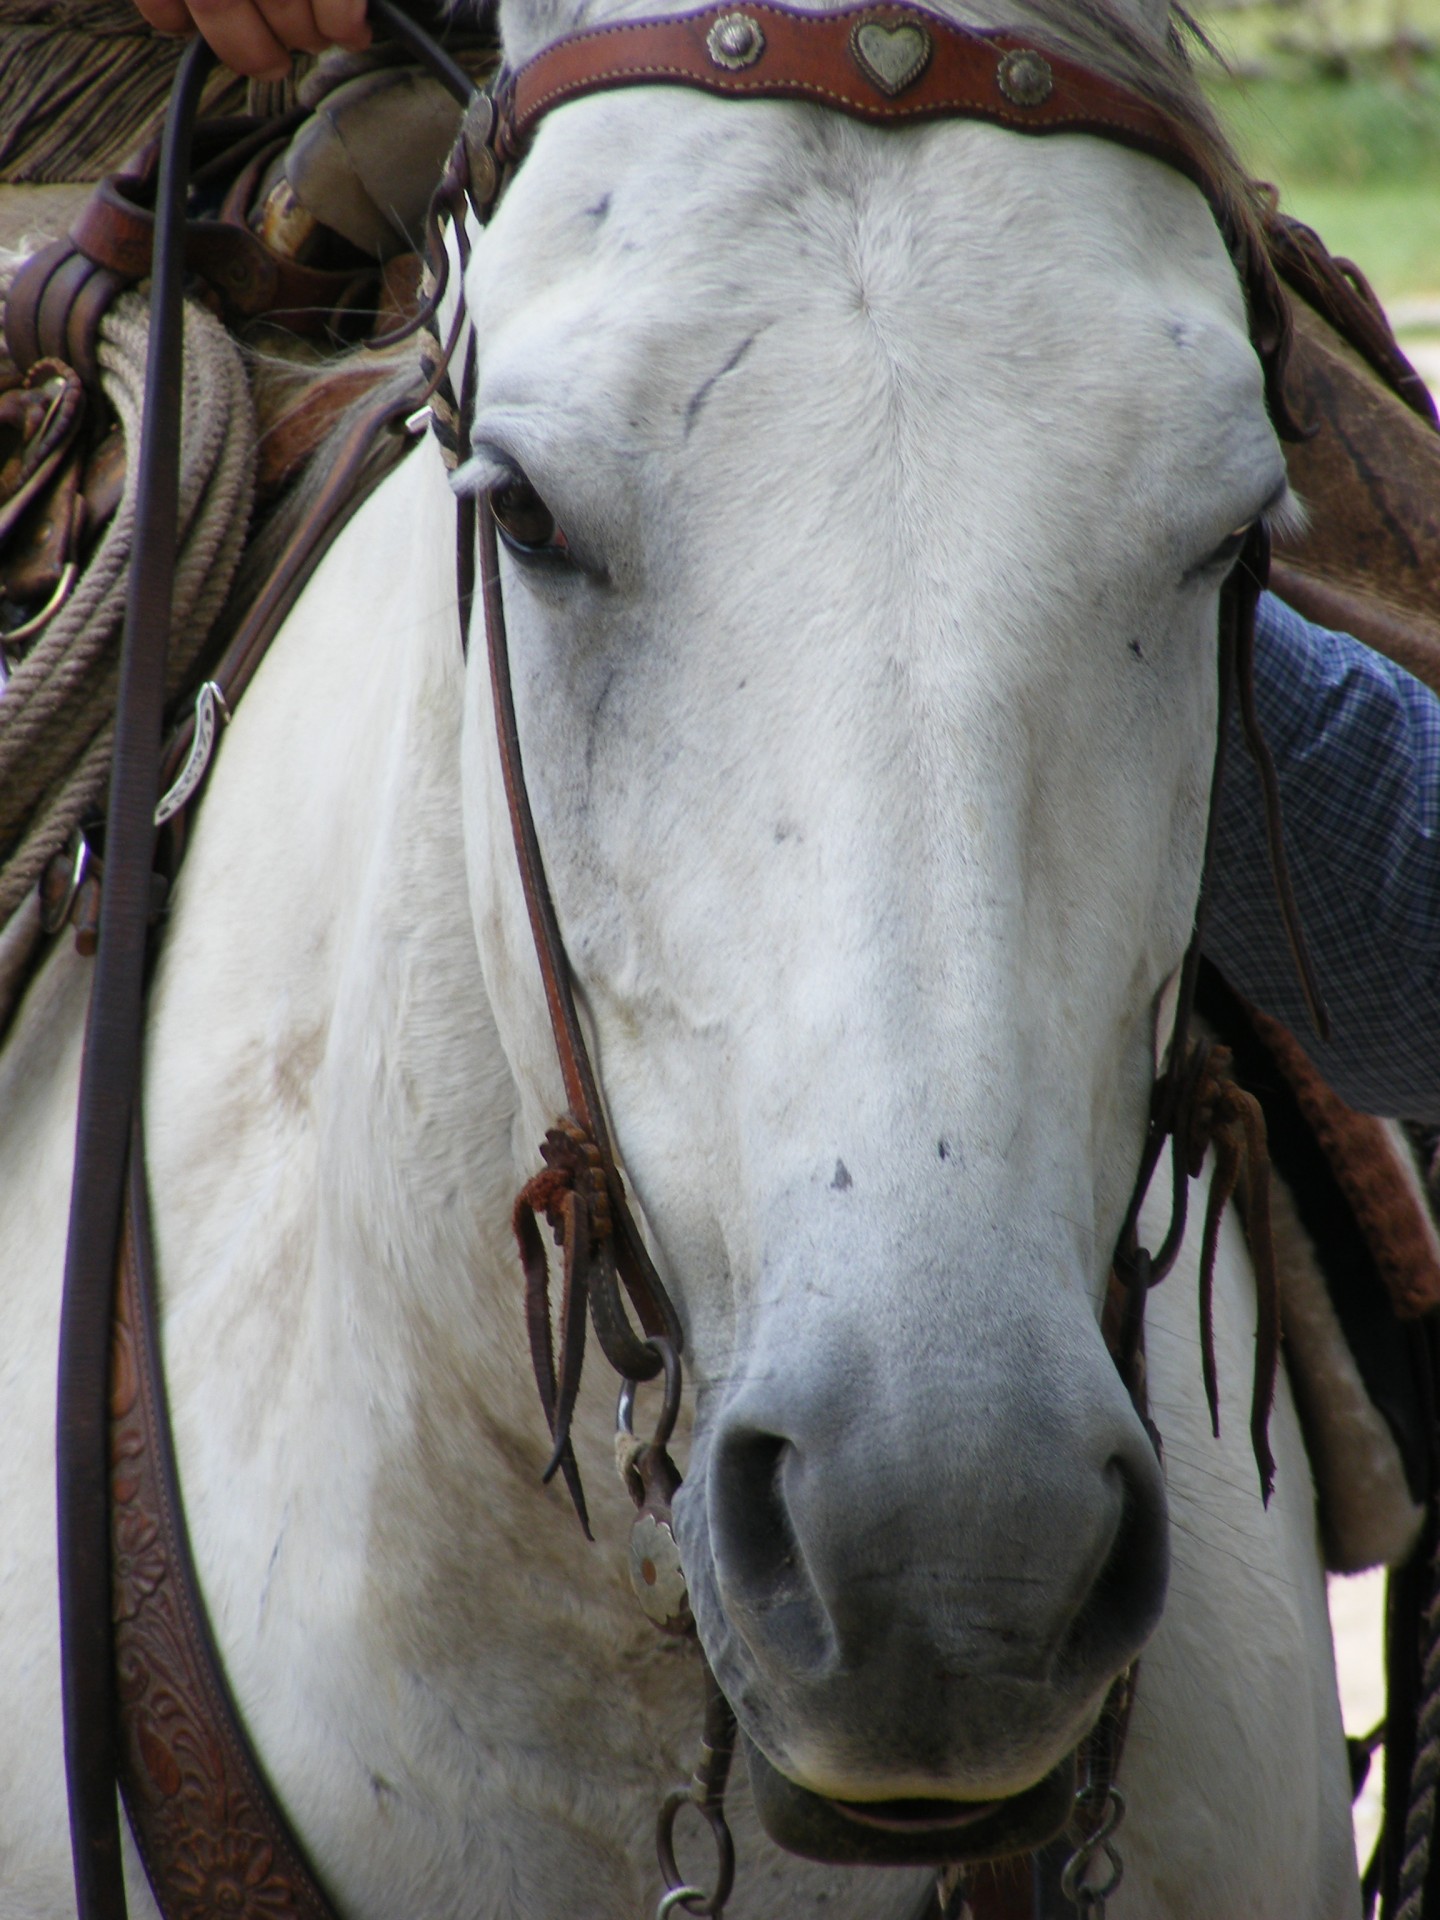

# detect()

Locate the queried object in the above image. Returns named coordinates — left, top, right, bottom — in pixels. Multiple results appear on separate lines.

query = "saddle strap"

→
left=111, top=1125, right=341, bottom=1920
left=152, top=382, right=420, bottom=868
left=2, top=120, right=379, bottom=387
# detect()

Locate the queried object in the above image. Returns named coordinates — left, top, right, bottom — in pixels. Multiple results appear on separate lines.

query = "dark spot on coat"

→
left=585, top=193, right=611, bottom=221
left=684, top=332, right=758, bottom=437
left=1128, top=639, right=1145, bottom=660
left=938, top=1138, right=950, bottom=1160
left=831, top=1159, right=853, bottom=1191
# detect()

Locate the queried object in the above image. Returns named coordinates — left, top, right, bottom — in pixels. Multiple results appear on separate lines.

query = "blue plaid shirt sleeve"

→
left=1205, top=591, right=1440, bottom=1121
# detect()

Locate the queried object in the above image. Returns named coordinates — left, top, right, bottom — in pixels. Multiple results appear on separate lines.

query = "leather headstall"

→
left=454, top=12, right=1326, bottom=1912
left=460, top=0, right=1297, bottom=430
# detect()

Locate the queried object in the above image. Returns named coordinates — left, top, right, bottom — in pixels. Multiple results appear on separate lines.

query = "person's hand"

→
left=132, top=0, right=371, bottom=78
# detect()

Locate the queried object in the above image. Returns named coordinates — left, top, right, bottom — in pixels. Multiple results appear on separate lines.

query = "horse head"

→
left=456, top=0, right=1290, bottom=1848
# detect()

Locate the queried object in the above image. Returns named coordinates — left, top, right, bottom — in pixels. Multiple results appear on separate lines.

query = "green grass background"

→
left=1194, top=1, right=1440, bottom=305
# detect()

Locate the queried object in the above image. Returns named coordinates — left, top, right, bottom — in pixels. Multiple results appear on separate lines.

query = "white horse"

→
left=0, top=0, right=1361, bottom=1911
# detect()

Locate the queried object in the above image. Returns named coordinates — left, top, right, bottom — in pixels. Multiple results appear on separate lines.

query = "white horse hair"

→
left=0, top=0, right=1360, bottom=1911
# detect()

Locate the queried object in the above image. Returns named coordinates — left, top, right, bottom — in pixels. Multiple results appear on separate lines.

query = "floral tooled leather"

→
left=109, top=1173, right=338, bottom=1920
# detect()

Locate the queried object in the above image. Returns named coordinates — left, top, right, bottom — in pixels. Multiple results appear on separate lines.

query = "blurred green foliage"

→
left=1192, top=4, right=1440, bottom=298
left=1195, top=0, right=1440, bottom=73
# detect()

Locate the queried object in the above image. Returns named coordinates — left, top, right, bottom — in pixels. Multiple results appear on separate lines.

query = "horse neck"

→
left=142, top=439, right=544, bottom=1598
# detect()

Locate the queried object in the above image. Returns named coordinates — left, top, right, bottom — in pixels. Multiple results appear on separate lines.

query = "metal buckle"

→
left=154, top=680, right=229, bottom=828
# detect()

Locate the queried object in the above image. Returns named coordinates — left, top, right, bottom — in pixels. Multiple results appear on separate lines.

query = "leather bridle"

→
left=454, top=0, right=1322, bottom=1518
left=449, top=8, right=1326, bottom=1908
left=55, top=5, right=1324, bottom=1917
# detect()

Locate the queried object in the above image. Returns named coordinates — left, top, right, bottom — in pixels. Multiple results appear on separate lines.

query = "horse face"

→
left=458, top=77, right=1286, bottom=1812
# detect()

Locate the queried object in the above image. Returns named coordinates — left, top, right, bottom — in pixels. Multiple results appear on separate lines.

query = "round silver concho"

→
left=706, top=10, right=766, bottom=70
left=629, top=1512, right=691, bottom=1629
left=996, top=47, right=1054, bottom=106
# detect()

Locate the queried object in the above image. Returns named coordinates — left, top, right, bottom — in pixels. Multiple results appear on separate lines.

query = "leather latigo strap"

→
left=112, top=1131, right=340, bottom=1920
left=2, top=124, right=379, bottom=386
left=1266, top=208, right=1438, bottom=431
left=68, top=171, right=379, bottom=336
left=1269, top=286, right=1440, bottom=684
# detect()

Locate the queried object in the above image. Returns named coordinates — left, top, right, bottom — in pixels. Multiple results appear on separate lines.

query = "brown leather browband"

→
left=497, top=2, right=1210, bottom=171
left=461, top=0, right=1295, bottom=427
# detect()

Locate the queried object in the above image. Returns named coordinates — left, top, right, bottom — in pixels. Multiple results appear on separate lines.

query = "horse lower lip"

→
left=831, top=1797, right=1003, bottom=1834
left=740, top=1730, right=1076, bottom=1866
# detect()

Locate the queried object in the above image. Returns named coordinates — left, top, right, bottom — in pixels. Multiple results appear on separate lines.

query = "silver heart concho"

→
left=850, top=18, right=933, bottom=95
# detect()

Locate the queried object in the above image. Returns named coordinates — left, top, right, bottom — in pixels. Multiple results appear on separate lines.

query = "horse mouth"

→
left=740, top=1733, right=1075, bottom=1866
left=831, top=1794, right=1008, bottom=1834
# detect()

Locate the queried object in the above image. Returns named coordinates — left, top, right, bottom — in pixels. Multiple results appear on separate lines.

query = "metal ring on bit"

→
left=657, top=1788, right=736, bottom=1918
left=617, top=1333, right=683, bottom=1449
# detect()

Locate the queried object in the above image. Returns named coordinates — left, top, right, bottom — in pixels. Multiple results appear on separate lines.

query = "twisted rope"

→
left=1398, top=1527, right=1440, bottom=1918
left=0, top=285, right=256, bottom=930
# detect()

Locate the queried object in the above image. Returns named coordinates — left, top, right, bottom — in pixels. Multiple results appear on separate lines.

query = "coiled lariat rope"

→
left=0, top=286, right=255, bottom=930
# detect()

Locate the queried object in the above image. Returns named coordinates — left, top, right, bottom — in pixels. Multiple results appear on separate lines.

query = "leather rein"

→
left=55, top=7, right=1322, bottom=1918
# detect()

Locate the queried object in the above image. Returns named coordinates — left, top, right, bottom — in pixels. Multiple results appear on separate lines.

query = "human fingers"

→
left=147, top=0, right=292, bottom=75
left=132, top=0, right=201, bottom=35
left=238, top=0, right=371, bottom=54
left=310, top=0, right=371, bottom=51
left=180, top=0, right=369, bottom=75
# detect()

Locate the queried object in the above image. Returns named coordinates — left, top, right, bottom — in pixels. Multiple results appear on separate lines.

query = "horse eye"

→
left=1208, top=523, right=1252, bottom=572
left=491, top=478, right=569, bottom=557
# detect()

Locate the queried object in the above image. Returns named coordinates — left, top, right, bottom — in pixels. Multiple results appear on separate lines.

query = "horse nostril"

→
left=712, top=1430, right=795, bottom=1588
left=709, top=1428, right=836, bottom=1672
left=1060, top=1447, right=1169, bottom=1684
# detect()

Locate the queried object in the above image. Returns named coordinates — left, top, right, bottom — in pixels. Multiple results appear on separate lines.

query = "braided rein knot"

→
left=520, top=1117, right=612, bottom=1254
left=511, top=1115, right=619, bottom=1538
left=1172, top=1037, right=1282, bottom=1503
left=1177, top=1037, right=1225, bottom=1177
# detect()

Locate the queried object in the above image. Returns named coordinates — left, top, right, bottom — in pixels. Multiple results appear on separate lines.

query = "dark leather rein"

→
left=57, top=6, right=1322, bottom=1918
left=52, top=19, right=475, bottom=1920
